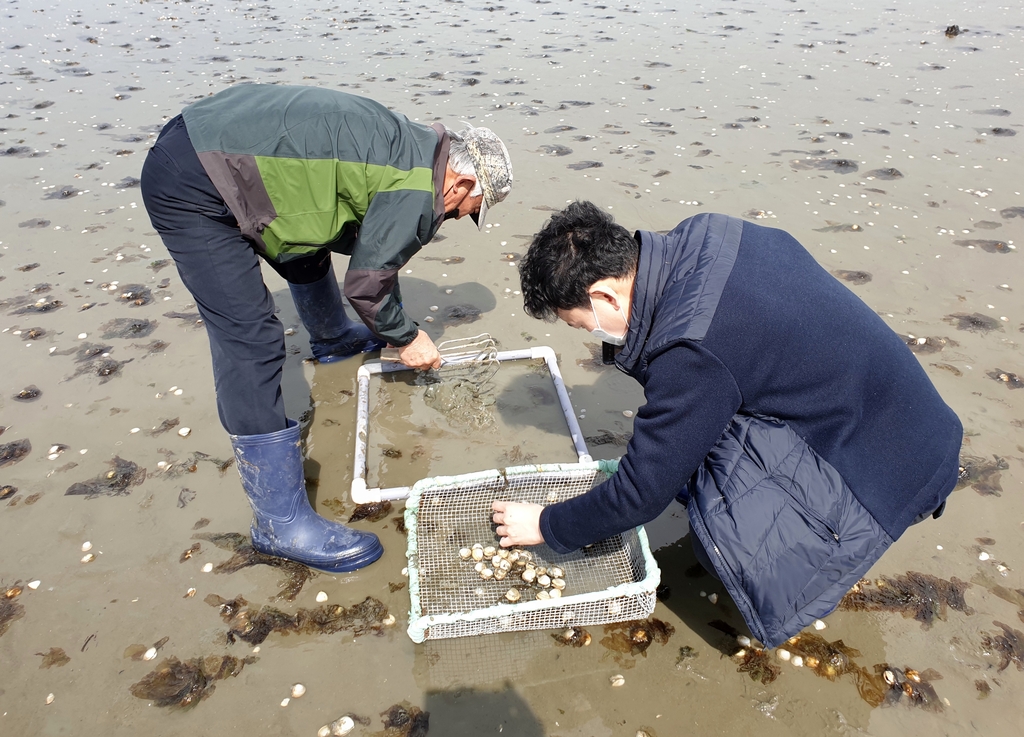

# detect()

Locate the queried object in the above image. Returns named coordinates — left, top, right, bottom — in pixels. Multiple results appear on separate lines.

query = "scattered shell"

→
left=316, top=591, right=329, bottom=603
left=777, top=648, right=791, bottom=661
left=791, top=655, right=804, bottom=668
left=281, top=698, right=290, bottom=707
left=737, top=635, right=751, bottom=647
left=610, top=674, right=625, bottom=687
left=291, top=683, right=306, bottom=699
left=45, top=693, right=55, bottom=705
left=979, top=551, right=991, bottom=561
left=177, top=427, right=191, bottom=438
left=708, top=593, right=719, bottom=604
left=319, top=727, right=332, bottom=737
left=81, top=541, right=93, bottom=552
left=623, top=410, right=634, bottom=418
left=201, top=562, right=213, bottom=572
left=184, top=587, right=196, bottom=598
left=28, top=580, right=41, bottom=590
left=459, top=547, right=472, bottom=560
left=81, top=553, right=95, bottom=563
left=813, top=619, right=827, bottom=630
left=143, top=647, right=158, bottom=661
left=506, top=588, right=521, bottom=602
left=383, top=613, right=396, bottom=626
left=328, top=716, right=355, bottom=736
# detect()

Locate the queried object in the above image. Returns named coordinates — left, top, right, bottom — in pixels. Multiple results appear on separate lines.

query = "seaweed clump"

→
left=981, top=621, right=1024, bottom=672
left=349, top=501, right=392, bottom=523
left=37, top=647, right=71, bottom=668
left=734, top=646, right=781, bottom=685
left=129, top=654, right=256, bottom=709
left=601, top=618, right=675, bottom=656
left=0, top=438, right=31, bottom=468
left=838, top=572, right=974, bottom=626
left=206, top=593, right=388, bottom=646
left=957, top=454, right=1009, bottom=496
left=874, top=664, right=944, bottom=712
left=1, top=584, right=26, bottom=638
left=783, top=631, right=862, bottom=681
left=381, top=702, right=430, bottom=737
left=193, top=532, right=315, bottom=601
left=64, top=456, right=146, bottom=498
left=100, top=317, right=157, bottom=339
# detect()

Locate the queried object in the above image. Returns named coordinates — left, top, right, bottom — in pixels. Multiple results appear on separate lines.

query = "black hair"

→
left=518, top=200, right=639, bottom=320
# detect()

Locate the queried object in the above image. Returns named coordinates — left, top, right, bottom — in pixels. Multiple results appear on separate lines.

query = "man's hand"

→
left=397, top=330, right=442, bottom=370
left=491, top=501, right=545, bottom=547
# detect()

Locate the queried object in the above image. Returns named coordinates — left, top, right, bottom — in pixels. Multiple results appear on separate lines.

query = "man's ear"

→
left=588, top=281, right=623, bottom=310
left=454, top=174, right=476, bottom=197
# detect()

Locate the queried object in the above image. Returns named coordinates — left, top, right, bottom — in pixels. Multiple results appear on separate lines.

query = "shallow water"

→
left=2, top=0, right=1023, bottom=735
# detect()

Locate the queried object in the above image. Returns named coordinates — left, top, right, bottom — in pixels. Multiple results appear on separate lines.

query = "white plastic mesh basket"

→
left=404, top=460, right=661, bottom=643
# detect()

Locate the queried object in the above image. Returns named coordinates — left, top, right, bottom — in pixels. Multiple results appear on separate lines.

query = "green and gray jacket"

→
left=182, top=84, right=449, bottom=346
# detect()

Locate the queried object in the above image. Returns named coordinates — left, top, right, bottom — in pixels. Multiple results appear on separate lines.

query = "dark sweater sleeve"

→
left=540, top=342, right=742, bottom=553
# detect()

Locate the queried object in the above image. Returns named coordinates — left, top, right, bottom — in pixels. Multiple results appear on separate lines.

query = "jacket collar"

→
left=615, top=229, right=676, bottom=375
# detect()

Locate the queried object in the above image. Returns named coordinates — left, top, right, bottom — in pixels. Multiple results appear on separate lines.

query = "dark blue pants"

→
left=140, top=116, right=330, bottom=436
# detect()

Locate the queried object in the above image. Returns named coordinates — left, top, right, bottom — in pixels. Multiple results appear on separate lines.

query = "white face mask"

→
left=590, top=297, right=627, bottom=346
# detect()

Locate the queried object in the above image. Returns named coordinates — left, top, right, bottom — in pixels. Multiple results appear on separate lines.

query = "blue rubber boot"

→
left=288, top=263, right=385, bottom=363
left=230, top=419, right=384, bottom=573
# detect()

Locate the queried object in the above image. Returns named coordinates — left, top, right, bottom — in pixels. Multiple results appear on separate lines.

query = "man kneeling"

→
left=493, top=201, right=962, bottom=648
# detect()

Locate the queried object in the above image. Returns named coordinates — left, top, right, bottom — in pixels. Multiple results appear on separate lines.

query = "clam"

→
left=471, top=547, right=484, bottom=562
left=551, top=578, right=566, bottom=590
left=498, top=549, right=509, bottom=559
left=494, top=568, right=507, bottom=581
left=480, top=567, right=494, bottom=580
left=549, top=588, right=562, bottom=598
left=474, top=561, right=485, bottom=573
left=491, top=555, right=503, bottom=567
left=536, top=590, right=550, bottom=601
left=483, top=546, right=497, bottom=557
left=459, top=547, right=472, bottom=560
left=521, top=568, right=536, bottom=584
left=537, top=574, right=551, bottom=588
left=498, top=558, right=512, bottom=571
left=327, top=716, right=355, bottom=736
left=791, top=655, right=804, bottom=668
left=549, top=567, right=564, bottom=579
left=505, top=588, right=521, bottom=603
left=610, top=674, right=625, bottom=687
left=290, top=683, right=306, bottom=699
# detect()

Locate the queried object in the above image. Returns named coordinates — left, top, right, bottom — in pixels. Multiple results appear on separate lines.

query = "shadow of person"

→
left=652, top=529, right=753, bottom=653
left=423, top=683, right=546, bottom=737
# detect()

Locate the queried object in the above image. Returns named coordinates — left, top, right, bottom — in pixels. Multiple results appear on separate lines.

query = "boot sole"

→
left=251, top=534, right=385, bottom=574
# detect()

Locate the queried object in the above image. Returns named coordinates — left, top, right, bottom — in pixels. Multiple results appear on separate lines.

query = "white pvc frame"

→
left=351, top=345, right=593, bottom=504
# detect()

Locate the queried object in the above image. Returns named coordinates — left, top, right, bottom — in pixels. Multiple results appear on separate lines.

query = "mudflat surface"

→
left=1, top=1, right=1022, bottom=735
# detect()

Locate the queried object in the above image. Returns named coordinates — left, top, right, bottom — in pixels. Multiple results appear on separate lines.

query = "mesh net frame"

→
left=405, top=460, right=661, bottom=643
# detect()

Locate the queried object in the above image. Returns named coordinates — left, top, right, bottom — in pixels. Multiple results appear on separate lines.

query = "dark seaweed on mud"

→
left=100, top=317, right=158, bottom=339
left=129, top=654, right=257, bottom=709
left=957, top=454, right=1009, bottom=496
left=207, top=593, right=387, bottom=645
left=193, top=532, right=315, bottom=601
left=790, top=158, right=859, bottom=174
left=380, top=702, right=430, bottom=737
left=987, top=369, right=1023, bottom=389
left=981, top=621, right=1024, bottom=672
left=838, top=571, right=974, bottom=626
left=600, top=618, right=674, bottom=657
left=832, top=270, right=871, bottom=284
left=943, top=312, right=1002, bottom=333
left=0, top=439, right=31, bottom=468
left=65, top=456, right=146, bottom=498
left=954, top=239, right=1013, bottom=254
left=37, top=647, right=71, bottom=668
left=349, top=501, right=392, bottom=523
left=66, top=356, right=133, bottom=384
left=1, top=585, right=26, bottom=638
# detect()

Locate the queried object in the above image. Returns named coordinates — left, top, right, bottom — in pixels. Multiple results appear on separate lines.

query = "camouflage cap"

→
left=464, top=126, right=513, bottom=230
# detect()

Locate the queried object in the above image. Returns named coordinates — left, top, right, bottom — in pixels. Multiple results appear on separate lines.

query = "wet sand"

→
left=2, top=0, right=1023, bottom=735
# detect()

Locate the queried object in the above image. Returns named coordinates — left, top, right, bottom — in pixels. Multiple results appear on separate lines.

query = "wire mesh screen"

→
left=405, top=462, right=660, bottom=642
